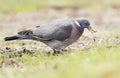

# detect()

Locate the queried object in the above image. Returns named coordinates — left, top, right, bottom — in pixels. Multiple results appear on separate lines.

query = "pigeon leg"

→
left=53, top=49, right=64, bottom=55
left=61, top=49, right=68, bottom=52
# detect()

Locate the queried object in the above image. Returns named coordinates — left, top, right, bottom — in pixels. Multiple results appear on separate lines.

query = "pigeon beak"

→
left=87, top=26, right=96, bottom=33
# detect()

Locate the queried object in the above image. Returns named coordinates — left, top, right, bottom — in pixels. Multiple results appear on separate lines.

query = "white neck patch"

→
left=74, top=20, right=81, bottom=27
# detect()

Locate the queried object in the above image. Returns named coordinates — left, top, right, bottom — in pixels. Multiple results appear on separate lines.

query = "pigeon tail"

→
left=4, top=35, right=20, bottom=41
left=4, top=30, right=33, bottom=41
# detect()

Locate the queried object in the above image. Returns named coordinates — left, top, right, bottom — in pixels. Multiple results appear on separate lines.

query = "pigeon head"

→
left=75, top=18, right=90, bottom=28
left=75, top=18, right=96, bottom=33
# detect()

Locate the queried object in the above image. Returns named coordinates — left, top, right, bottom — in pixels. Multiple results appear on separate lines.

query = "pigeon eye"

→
left=85, top=22, right=90, bottom=25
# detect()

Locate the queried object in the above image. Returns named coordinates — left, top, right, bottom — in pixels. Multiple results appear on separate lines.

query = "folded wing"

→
left=32, top=24, right=73, bottom=41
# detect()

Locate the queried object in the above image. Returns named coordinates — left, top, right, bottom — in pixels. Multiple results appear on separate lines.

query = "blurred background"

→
left=0, top=0, right=120, bottom=78
left=0, top=0, right=120, bottom=36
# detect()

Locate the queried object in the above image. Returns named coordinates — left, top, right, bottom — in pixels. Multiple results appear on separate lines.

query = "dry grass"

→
left=0, top=0, right=120, bottom=78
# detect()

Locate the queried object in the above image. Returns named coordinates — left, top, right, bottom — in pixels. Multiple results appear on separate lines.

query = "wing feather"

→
left=32, top=22, right=73, bottom=41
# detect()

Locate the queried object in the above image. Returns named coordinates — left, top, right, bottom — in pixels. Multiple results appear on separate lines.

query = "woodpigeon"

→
left=4, top=18, right=95, bottom=53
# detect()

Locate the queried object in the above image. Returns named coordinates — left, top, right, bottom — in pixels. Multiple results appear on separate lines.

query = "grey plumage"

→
left=4, top=18, right=95, bottom=53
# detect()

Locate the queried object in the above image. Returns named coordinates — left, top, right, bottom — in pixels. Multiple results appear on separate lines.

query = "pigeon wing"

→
left=32, top=24, right=73, bottom=41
